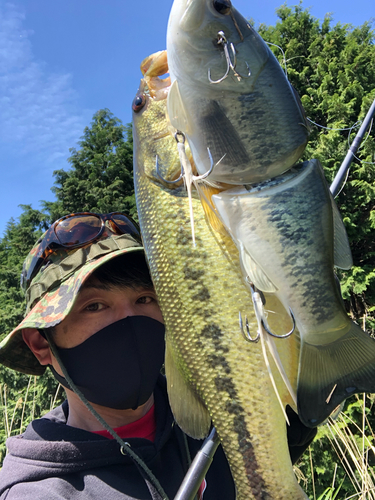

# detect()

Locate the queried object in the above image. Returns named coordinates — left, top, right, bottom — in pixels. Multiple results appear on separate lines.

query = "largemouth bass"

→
left=211, top=159, right=375, bottom=427
left=166, top=0, right=309, bottom=184
left=133, top=51, right=307, bottom=500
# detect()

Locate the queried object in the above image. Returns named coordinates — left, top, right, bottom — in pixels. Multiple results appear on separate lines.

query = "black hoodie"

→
left=0, top=377, right=315, bottom=499
left=0, top=379, right=235, bottom=500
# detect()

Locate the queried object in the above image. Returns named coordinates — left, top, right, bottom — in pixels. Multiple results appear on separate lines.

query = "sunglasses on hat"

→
left=20, top=212, right=142, bottom=292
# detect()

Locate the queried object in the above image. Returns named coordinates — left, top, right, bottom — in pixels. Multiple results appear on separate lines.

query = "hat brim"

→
left=0, top=246, right=144, bottom=375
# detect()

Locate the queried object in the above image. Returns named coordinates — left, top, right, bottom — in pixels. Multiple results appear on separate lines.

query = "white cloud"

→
left=0, top=2, right=90, bottom=167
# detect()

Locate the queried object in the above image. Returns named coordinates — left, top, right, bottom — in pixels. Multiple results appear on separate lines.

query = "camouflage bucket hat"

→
left=0, top=232, right=144, bottom=376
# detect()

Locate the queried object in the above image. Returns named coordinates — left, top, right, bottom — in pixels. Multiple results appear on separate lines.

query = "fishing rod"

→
left=330, top=97, right=375, bottom=198
left=174, top=427, right=220, bottom=500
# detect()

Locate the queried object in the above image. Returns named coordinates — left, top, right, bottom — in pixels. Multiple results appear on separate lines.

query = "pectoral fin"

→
left=330, top=195, right=353, bottom=270
left=199, top=100, right=249, bottom=167
left=165, top=340, right=211, bottom=439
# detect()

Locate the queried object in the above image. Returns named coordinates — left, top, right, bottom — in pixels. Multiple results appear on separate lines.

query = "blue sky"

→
left=0, top=0, right=373, bottom=236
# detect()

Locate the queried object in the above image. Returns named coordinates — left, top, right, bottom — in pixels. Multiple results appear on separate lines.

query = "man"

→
left=0, top=212, right=315, bottom=499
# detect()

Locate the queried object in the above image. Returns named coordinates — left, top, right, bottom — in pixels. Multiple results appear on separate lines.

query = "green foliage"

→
left=0, top=206, right=48, bottom=340
left=316, top=481, right=344, bottom=500
left=296, top=394, right=375, bottom=498
left=0, top=207, right=64, bottom=465
left=259, top=4, right=375, bottom=334
left=47, top=109, right=136, bottom=222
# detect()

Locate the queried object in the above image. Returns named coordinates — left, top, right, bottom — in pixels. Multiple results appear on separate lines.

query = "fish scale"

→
left=133, top=72, right=307, bottom=496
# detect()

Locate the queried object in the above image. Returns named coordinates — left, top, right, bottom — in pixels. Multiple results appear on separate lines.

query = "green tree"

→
left=47, top=109, right=136, bottom=223
left=0, top=109, right=136, bottom=464
left=0, top=108, right=135, bottom=345
left=0, top=206, right=48, bottom=338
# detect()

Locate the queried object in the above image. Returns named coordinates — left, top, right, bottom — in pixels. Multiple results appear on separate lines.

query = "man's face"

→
left=52, top=277, right=164, bottom=349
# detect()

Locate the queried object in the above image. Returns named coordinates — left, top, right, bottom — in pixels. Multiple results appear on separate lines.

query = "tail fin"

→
left=297, top=322, right=375, bottom=427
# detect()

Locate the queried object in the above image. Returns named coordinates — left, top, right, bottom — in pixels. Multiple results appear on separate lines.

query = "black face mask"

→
left=47, top=316, right=165, bottom=410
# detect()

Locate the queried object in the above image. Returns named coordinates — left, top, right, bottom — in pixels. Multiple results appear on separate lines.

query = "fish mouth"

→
left=140, top=51, right=171, bottom=100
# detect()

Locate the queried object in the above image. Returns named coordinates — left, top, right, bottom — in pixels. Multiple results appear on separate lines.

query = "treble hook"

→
left=208, top=31, right=251, bottom=84
left=156, top=132, right=215, bottom=184
left=156, top=155, right=183, bottom=184
left=262, top=307, right=295, bottom=339
left=200, top=147, right=217, bottom=179
left=249, top=282, right=295, bottom=339
left=239, top=311, right=260, bottom=343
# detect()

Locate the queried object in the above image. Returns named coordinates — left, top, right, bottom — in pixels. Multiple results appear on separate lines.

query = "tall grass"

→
left=297, top=393, right=375, bottom=499
left=0, top=375, right=63, bottom=465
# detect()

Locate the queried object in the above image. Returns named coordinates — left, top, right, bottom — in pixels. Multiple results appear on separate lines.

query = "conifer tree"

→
left=47, top=109, right=135, bottom=222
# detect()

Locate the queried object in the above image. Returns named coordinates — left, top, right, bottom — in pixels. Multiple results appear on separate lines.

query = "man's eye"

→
left=85, top=302, right=106, bottom=312
left=137, top=296, right=155, bottom=304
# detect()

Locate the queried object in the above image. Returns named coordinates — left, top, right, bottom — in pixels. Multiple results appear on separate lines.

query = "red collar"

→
left=91, top=404, right=156, bottom=442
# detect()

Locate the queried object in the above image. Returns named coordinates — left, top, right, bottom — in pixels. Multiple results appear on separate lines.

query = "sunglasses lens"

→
left=111, top=214, right=141, bottom=241
left=55, top=215, right=102, bottom=246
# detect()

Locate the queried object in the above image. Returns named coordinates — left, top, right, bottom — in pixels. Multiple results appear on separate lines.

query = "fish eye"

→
left=213, top=0, right=232, bottom=15
left=132, top=94, right=146, bottom=113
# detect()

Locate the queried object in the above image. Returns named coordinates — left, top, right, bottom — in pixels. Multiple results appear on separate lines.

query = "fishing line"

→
left=331, top=118, right=361, bottom=196
left=348, top=118, right=375, bottom=166
left=351, top=153, right=375, bottom=166
left=265, top=41, right=288, bottom=78
left=307, top=118, right=362, bottom=132
left=334, top=168, right=351, bottom=198
left=364, top=118, right=373, bottom=145
left=353, top=118, right=373, bottom=148
left=331, top=117, right=374, bottom=196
